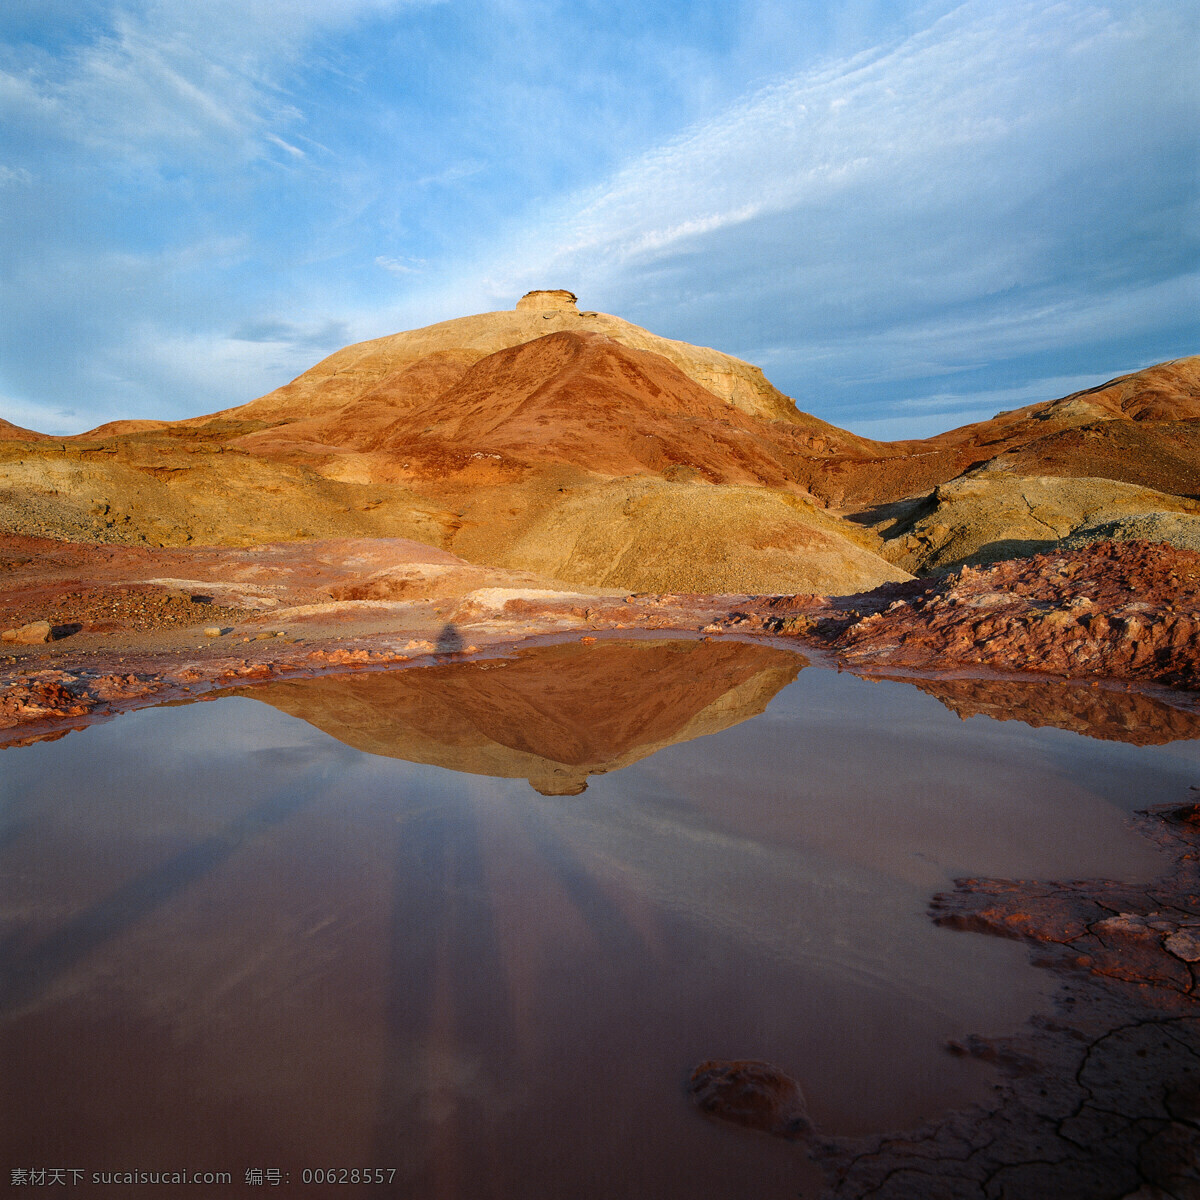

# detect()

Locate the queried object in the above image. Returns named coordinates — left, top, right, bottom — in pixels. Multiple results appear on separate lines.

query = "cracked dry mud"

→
left=809, top=803, right=1200, bottom=1200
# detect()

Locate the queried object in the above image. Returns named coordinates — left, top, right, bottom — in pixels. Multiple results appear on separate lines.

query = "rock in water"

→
left=1, top=620, right=52, bottom=645
left=687, top=1059, right=812, bottom=1139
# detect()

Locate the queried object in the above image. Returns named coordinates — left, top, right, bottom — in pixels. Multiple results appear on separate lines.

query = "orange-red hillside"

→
left=1, top=289, right=1197, bottom=591
left=368, top=330, right=820, bottom=486
left=807, top=357, right=1200, bottom=507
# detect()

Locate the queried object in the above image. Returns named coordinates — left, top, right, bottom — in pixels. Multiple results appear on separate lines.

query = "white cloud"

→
left=392, top=0, right=1197, bottom=435
left=472, top=2, right=1108, bottom=287
left=412, top=161, right=484, bottom=189
left=375, top=255, right=424, bottom=275
left=0, top=0, right=424, bottom=165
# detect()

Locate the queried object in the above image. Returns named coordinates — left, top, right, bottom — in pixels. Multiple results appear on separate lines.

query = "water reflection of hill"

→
left=237, top=638, right=805, bottom=793
left=888, top=675, right=1200, bottom=745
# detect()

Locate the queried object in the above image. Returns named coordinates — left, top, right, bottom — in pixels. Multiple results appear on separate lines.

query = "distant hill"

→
left=2, top=289, right=1197, bottom=591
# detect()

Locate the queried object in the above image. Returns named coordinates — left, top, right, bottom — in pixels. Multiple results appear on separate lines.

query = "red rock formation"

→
left=367, top=330, right=824, bottom=487
left=723, top=540, right=1200, bottom=692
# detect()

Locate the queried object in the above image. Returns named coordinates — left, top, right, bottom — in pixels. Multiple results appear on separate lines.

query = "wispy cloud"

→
left=411, top=0, right=1197, bottom=429
left=375, top=255, right=425, bottom=275
left=0, top=0, right=1194, bottom=436
left=0, top=0, right=423, bottom=166
left=229, top=316, right=352, bottom=350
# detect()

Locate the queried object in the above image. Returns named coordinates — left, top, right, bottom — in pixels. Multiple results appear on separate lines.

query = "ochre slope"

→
left=201, top=288, right=857, bottom=436
left=0, top=417, right=50, bottom=442
left=368, top=331, right=817, bottom=486
left=872, top=474, right=1200, bottom=575
left=4, top=288, right=1197, bottom=591
left=812, top=356, right=1200, bottom=509
left=480, top=476, right=910, bottom=594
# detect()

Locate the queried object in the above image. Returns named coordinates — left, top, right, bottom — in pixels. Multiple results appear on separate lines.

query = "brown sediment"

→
left=809, top=802, right=1200, bottom=1199
left=688, top=1060, right=813, bottom=1140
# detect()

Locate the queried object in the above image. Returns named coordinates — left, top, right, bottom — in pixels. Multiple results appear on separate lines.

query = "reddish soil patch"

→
left=722, top=540, right=1200, bottom=694
left=0, top=583, right=251, bottom=635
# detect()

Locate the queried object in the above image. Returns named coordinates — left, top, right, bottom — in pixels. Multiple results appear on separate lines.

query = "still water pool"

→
left=1, top=638, right=1195, bottom=1197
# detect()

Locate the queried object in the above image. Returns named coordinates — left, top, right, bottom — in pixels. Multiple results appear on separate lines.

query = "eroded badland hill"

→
left=4, top=290, right=1198, bottom=600
left=3, top=288, right=1200, bottom=706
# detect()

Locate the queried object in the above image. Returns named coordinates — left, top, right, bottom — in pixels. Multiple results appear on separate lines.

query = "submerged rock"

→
left=687, top=1059, right=812, bottom=1140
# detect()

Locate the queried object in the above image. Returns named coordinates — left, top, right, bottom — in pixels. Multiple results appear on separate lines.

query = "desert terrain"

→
left=4, top=291, right=1200, bottom=1197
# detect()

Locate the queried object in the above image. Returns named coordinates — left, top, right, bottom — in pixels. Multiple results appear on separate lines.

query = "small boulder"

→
left=1164, top=930, right=1200, bottom=962
left=203, top=627, right=224, bottom=638
left=687, top=1059, right=812, bottom=1139
left=1, top=620, right=52, bottom=645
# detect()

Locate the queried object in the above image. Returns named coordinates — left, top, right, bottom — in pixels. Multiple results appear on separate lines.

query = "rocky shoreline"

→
left=812, top=801, right=1200, bottom=1200
left=4, top=535, right=1199, bottom=745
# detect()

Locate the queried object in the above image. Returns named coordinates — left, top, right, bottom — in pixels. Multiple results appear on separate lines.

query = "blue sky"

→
left=0, top=0, right=1196, bottom=438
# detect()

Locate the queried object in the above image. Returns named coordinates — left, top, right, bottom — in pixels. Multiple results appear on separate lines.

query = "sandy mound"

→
left=0, top=437, right=451, bottom=548
left=867, top=474, right=1200, bottom=574
left=484, top=475, right=909, bottom=595
left=196, top=294, right=828, bottom=430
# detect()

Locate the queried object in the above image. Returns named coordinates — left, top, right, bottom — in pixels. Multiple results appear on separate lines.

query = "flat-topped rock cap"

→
left=516, top=289, right=579, bottom=313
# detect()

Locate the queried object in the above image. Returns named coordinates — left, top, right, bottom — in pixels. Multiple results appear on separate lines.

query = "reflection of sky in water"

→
left=0, top=662, right=1193, bottom=1200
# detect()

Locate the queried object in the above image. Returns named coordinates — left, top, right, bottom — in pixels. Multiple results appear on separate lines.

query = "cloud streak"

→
left=0, top=0, right=1195, bottom=437
left=0, top=0, right=427, bottom=166
left=420, top=1, right=1197, bottom=430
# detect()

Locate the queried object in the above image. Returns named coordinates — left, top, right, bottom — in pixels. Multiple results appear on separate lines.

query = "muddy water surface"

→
left=1, top=639, right=1196, bottom=1198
